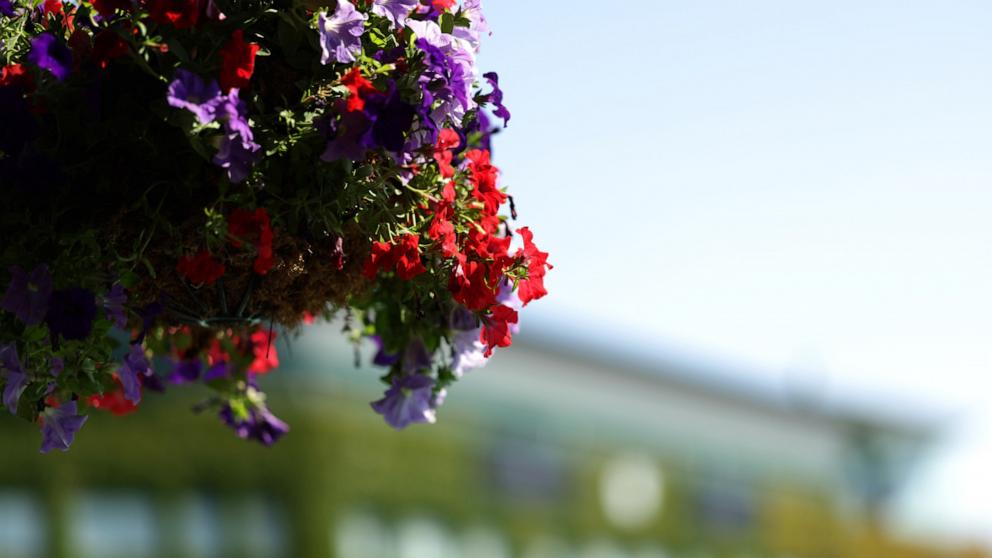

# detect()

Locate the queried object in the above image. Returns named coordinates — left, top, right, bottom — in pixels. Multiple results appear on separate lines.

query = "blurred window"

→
left=333, top=509, right=392, bottom=558
left=68, top=491, right=157, bottom=558
left=0, top=492, right=46, bottom=558
left=396, top=516, right=457, bottom=558
left=175, top=494, right=222, bottom=558
left=459, top=525, right=511, bottom=558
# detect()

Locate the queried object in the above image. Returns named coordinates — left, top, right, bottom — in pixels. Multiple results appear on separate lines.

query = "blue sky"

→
left=477, top=0, right=992, bottom=543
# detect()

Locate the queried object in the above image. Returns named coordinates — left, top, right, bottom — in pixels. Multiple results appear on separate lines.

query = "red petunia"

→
left=219, top=29, right=260, bottom=92
left=449, top=259, right=499, bottom=312
left=177, top=250, right=226, bottom=285
left=465, top=149, right=506, bottom=216
left=147, top=0, right=200, bottom=29
left=362, top=234, right=426, bottom=280
left=88, top=377, right=139, bottom=416
left=432, top=0, right=456, bottom=11
left=514, top=227, right=551, bottom=305
left=0, top=64, right=35, bottom=92
left=480, top=304, right=518, bottom=357
left=433, top=128, right=460, bottom=178
left=248, top=329, right=278, bottom=374
left=339, top=67, right=378, bottom=112
left=228, top=207, right=274, bottom=275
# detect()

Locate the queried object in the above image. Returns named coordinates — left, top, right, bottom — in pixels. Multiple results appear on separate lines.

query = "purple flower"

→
left=169, top=358, right=201, bottom=384
left=49, top=357, right=63, bottom=377
left=119, top=344, right=148, bottom=404
left=166, top=70, right=222, bottom=124
left=40, top=401, right=88, bottom=453
left=318, top=0, right=366, bottom=65
left=220, top=402, right=289, bottom=446
left=368, top=82, right=416, bottom=152
left=212, top=90, right=261, bottom=183
left=371, top=0, right=417, bottom=27
left=102, top=283, right=127, bottom=329
left=408, top=20, right=476, bottom=126
left=0, top=0, right=15, bottom=17
left=320, top=108, right=371, bottom=161
left=28, top=33, right=72, bottom=81
left=452, top=0, right=490, bottom=50
left=204, top=361, right=230, bottom=381
left=1, top=344, right=26, bottom=414
left=369, top=335, right=400, bottom=367
left=450, top=328, right=487, bottom=378
left=1, top=264, right=52, bottom=326
left=45, top=288, right=98, bottom=341
left=402, top=338, right=432, bottom=374
left=482, top=72, right=510, bottom=126
left=370, top=373, right=437, bottom=430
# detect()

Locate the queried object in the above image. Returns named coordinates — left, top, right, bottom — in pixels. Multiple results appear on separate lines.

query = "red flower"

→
left=87, top=377, right=139, bottom=416
left=248, top=329, right=278, bottom=374
left=340, top=67, right=378, bottom=112
left=432, top=0, right=456, bottom=11
left=515, top=227, right=551, bottom=305
left=449, top=259, right=499, bottom=311
left=0, top=64, right=35, bottom=92
left=427, top=182, right=459, bottom=258
left=92, top=30, right=129, bottom=69
left=433, top=128, right=460, bottom=178
left=480, top=304, right=518, bottom=357
left=219, top=29, right=260, bottom=92
left=228, top=208, right=274, bottom=275
left=465, top=149, right=506, bottom=215
left=147, top=0, right=200, bottom=29
left=177, top=250, right=226, bottom=285
left=362, top=234, right=426, bottom=280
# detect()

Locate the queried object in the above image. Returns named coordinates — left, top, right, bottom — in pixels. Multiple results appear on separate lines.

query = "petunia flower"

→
left=212, top=89, right=261, bottom=183
left=1, top=264, right=52, bottom=326
left=45, top=288, right=98, bottom=341
left=369, top=335, right=400, bottom=367
left=219, top=400, right=289, bottom=446
left=482, top=72, right=510, bottom=126
left=1, top=344, right=26, bottom=414
left=102, top=283, right=128, bottom=329
left=40, top=401, right=88, bottom=453
left=480, top=304, right=518, bottom=357
left=118, top=344, right=148, bottom=404
left=318, top=0, right=366, bottom=65
left=28, top=33, right=72, bottom=81
left=370, top=373, right=437, bottom=430
left=166, top=69, right=221, bottom=124
left=401, top=338, right=432, bottom=374
left=452, top=0, right=490, bottom=50
left=0, top=0, right=15, bottom=17
left=147, top=0, right=199, bottom=29
left=218, top=30, right=259, bottom=93
left=371, top=0, right=417, bottom=28
left=176, top=250, right=225, bottom=285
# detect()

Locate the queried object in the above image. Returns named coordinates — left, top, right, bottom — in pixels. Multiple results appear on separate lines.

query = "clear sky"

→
left=477, top=0, right=992, bottom=544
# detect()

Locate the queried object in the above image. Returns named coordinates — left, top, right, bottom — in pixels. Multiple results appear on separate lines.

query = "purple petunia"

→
left=1, top=264, right=52, bottom=326
left=166, top=70, right=222, bottom=125
left=45, top=287, right=98, bottom=341
left=40, top=401, right=88, bottom=453
left=102, top=283, right=128, bottom=329
left=212, top=90, right=261, bottom=183
left=369, top=335, right=400, bottom=367
left=28, top=33, right=72, bottom=81
left=220, top=401, right=289, bottom=446
left=482, top=72, right=510, bottom=126
left=450, top=328, right=487, bottom=378
left=367, top=82, right=416, bottom=152
left=408, top=20, right=476, bottom=126
left=118, top=344, right=149, bottom=404
left=371, top=0, right=417, bottom=28
left=370, top=373, right=438, bottom=430
left=318, top=0, right=366, bottom=65
left=452, top=0, right=490, bottom=51
left=0, top=0, right=15, bottom=17
left=320, top=108, right=371, bottom=162
left=169, top=358, right=201, bottom=384
left=1, top=344, right=26, bottom=414
left=401, top=338, right=432, bottom=374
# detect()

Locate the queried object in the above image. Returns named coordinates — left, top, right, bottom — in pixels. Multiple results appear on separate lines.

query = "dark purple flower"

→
left=203, top=361, right=230, bottom=381
left=166, top=69, right=221, bottom=124
left=28, top=33, right=72, bottom=81
left=219, top=401, right=289, bottom=446
left=482, top=72, right=510, bottom=126
left=102, top=283, right=127, bottom=329
left=1, top=344, right=26, bottom=414
left=0, top=0, right=15, bottom=18
left=320, top=108, right=371, bottom=161
left=119, top=344, right=148, bottom=404
left=1, top=264, right=52, bottom=325
left=402, top=338, right=432, bottom=374
left=370, top=373, right=437, bottom=430
left=40, top=401, right=87, bottom=453
left=169, top=358, right=201, bottom=384
left=45, top=288, right=97, bottom=341
left=212, top=90, right=260, bottom=183
left=368, top=83, right=416, bottom=152
left=318, top=0, right=366, bottom=65
left=371, top=0, right=417, bottom=27
left=368, top=335, right=399, bottom=367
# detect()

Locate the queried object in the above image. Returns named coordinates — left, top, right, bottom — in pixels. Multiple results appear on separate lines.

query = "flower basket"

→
left=0, top=0, right=549, bottom=452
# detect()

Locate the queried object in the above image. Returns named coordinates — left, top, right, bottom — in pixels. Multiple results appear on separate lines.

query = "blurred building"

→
left=0, top=323, right=986, bottom=558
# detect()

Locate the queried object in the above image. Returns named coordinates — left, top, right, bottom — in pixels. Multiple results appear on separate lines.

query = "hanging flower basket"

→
left=0, top=0, right=550, bottom=452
